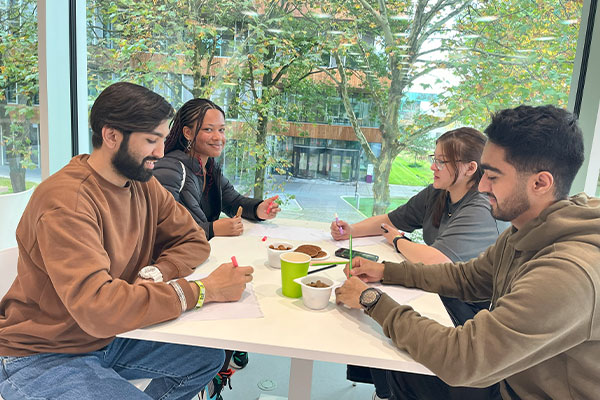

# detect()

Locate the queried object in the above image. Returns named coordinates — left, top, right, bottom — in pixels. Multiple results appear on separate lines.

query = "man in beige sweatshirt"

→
left=336, top=105, right=600, bottom=400
left=0, top=82, right=253, bottom=399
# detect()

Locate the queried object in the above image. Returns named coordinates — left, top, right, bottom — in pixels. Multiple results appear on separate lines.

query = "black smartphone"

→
left=334, top=247, right=379, bottom=262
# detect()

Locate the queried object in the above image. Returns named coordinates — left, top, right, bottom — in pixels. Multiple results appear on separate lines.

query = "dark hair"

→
left=432, top=127, right=487, bottom=228
left=164, top=98, right=225, bottom=153
left=484, top=105, right=584, bottom=199
left=90, top=82, right=174, bottom=148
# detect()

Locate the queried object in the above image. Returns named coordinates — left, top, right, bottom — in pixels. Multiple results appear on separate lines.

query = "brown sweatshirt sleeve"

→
left=150, top=178, right=211, bottom=282
left=367, top=257, right=595, bottom=387
left=34, top=206, right=199, bottom=339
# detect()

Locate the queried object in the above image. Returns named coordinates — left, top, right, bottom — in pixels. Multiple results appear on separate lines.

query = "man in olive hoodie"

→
left=0, top=82, right=253, bottom=400
left=336, top=105, right=599, bottom=399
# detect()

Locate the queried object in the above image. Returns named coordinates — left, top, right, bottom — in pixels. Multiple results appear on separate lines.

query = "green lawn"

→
left=342, top=196, right=409, bottom=217
left=0, top=177, right=37, bottom=194
left=388, top=154, right=432, bottom=186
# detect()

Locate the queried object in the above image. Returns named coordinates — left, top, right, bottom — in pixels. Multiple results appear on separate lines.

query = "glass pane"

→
left=0, top=0, right=40, bottom=192
left=85, top=0, right=583, bottom=225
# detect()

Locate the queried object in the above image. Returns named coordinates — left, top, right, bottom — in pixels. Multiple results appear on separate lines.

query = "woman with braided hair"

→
left=154, top=98, right=280, bottom=240
left=155, top=98, right=279, bottom=399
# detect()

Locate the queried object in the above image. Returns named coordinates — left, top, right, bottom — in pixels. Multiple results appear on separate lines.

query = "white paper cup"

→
left=293, top=275, right=336, bottom=310
left=267, top=242, right=293, bottom=268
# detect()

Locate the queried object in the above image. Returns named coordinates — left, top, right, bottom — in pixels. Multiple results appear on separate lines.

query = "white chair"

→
left=0, top=246, right=18, bottom=400
left=0, top=247, right=18, bottom=299
left=0, top=247, right=150, bottom=396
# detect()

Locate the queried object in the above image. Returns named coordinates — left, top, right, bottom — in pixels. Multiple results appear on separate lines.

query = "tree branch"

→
left=334, top=52, right=377, bottom=163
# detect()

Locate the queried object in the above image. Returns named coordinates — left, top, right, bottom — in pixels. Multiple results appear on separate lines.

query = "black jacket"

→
left=154, top=150, right=262, bottom=239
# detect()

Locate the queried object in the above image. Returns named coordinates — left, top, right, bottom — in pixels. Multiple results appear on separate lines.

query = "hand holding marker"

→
left=335, top=213, right=343, bottom=235
left=266, top=195, right=279, bottom=214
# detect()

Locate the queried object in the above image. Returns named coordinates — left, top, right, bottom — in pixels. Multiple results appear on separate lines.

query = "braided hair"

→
left=164, top=98, right=225, bottom=154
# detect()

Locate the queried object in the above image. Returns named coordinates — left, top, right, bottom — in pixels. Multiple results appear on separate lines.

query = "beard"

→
left=486, top=181, right=531, bottom=222
left=112, top=135, right=156, bottom=182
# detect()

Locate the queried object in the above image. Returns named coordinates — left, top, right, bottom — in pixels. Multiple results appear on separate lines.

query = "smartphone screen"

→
left=334, top=248, right=379, bottom=262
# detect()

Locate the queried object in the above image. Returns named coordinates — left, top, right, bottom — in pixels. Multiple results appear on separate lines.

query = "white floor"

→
left=222, top=353, right=376, bottom=400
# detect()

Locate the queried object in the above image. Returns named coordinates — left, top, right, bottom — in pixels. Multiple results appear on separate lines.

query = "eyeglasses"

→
left=428, top=155, right=464, bottom=170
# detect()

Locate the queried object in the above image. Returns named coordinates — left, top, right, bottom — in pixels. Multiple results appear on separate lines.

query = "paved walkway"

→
left=262, top=175, right=424, bottom=224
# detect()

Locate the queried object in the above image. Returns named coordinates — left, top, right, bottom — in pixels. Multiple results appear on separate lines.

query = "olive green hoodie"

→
left=369, top=193, right=600, bottom=399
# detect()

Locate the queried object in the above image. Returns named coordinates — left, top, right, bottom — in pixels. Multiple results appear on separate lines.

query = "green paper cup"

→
left=280, top=252, right=311, bottom=298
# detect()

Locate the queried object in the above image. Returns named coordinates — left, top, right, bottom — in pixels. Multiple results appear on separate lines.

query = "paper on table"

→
left=371, top=282, right=425, bottom=304
left=247, top=223, right=387, bottom=247
left=333, top=236, right=387, bottom=247
left=177, top=283, right=264, bottom=322
left=247, top=223, right=331, bottom=242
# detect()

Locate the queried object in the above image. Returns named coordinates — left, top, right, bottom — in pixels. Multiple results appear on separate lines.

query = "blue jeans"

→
left=0, top=338, right=224, bottom=400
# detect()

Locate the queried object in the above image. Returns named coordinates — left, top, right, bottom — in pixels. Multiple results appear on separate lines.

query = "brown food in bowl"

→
left=269, top=244, right=292, bottom=250
left=307, top=280, right=330, bottom=288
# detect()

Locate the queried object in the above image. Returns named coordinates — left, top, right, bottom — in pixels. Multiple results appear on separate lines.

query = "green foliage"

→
left=389, top=154, right=432, bottom=186
left=87, top=0, right=330, bottom=199
left=0, top=0, right=39, bottom=193
left=3, top=120, right=37, bottom=169
left=301, top=0, right=580, bottom=214
left=0, top=0, right=38, bottom=98
left=85, top=0, right=581, bottom=208
left=442, top=0, right=581, bottom=126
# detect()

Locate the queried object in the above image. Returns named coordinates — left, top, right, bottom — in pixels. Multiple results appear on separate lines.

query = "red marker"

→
left=231, top=256, right=238, bottom=267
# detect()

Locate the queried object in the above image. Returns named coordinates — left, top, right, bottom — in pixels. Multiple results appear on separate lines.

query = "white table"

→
left=120, top=219, right=452, bottom=400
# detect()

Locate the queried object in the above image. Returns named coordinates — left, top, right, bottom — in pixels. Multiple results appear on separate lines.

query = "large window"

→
left=0, top=0, right=40, bottom=193
left=84, top=1, right=583, bottom=222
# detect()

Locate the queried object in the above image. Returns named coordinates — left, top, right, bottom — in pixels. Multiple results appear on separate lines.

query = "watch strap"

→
left=393, top=234, right=411, bottom=252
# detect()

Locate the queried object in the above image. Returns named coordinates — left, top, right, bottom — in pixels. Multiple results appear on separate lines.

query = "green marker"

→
left=309, top=261, right=350, bottom=266
left=349, top=234, right=353, bottom=277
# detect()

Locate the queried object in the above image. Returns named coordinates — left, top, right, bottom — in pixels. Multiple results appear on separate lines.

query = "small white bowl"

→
left=293, top=275, right=336, bottom=310
left=267, top=242, right=293, bottom=268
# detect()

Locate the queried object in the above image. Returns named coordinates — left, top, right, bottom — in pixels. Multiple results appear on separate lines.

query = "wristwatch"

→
left=393, top=234, right=411, bottom=252
left=138, top=266, right=164, bottom=282
left=359, top=287, right=383, bottom=311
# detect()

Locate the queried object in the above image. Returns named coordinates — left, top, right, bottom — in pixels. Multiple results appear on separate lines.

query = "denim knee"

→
left=204, top=348, right=226, bottom=375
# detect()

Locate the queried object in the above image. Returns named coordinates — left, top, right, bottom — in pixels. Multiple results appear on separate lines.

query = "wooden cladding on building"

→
left=228, top=121, right=382, bottom=143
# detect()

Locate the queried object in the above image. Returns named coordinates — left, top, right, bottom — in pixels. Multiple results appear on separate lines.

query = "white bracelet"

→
left=168, top=281, right=187, bottom=312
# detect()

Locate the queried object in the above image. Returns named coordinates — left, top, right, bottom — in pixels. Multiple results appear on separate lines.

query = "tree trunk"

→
left=253, top=113, right=268, bottom=199
left=8, top=157, right=26, bottom=193
left=372, top=149, right=393, bottom=216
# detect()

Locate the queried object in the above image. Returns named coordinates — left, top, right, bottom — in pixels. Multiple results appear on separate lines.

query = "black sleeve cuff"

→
left=208, top=221, right=215, bottom=240
left=254, top=202, right=265, bottom=221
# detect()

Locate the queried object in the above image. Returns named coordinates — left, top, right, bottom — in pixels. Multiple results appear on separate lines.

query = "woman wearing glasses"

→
left=331, top=127, right=505, bottom=325
left=332, top=127, right=506, bottom=400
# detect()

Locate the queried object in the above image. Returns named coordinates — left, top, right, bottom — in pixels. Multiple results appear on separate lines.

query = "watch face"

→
left=360, top=288, right=380, bottom=308
left=362, top=290, right=377, bottom=304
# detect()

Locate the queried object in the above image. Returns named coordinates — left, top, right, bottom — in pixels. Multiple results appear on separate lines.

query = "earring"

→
left=185, top=139, right=192, bottom=152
